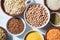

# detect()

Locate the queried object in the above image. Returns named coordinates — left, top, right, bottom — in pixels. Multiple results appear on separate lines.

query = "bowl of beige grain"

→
left=24, top=3, right=50, bottom=28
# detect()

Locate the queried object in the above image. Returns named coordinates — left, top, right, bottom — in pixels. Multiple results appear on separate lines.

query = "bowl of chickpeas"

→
left=24, top=3, right=50, bottom=28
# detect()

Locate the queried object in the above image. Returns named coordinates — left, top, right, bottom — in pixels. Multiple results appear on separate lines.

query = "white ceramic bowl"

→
left=50, top=12, right=60, bottom=27
left=24, top=3, right=50, bottom=28
left=24, top=30, right=44, bottom=40
left=6, top=18, right=26, bottom=36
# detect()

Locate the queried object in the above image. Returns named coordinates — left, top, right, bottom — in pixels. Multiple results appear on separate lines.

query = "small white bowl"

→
left=50, top=12, right=60, bottom=27
left=6, top=18, right=26, bottom=36
left=24, top=3, right=50, bottom=28
left=24, top=30, right=44, bottom=40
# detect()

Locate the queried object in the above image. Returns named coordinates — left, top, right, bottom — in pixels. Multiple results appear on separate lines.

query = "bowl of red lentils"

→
left=46, top=27, right=60, bottom=40
left=24, top=3, right=50, bottom=28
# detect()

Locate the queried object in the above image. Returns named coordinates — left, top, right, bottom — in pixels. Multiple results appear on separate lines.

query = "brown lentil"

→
left=26, top=4, right=48, bottom=27
left=7, top=18, right=24, bottom=34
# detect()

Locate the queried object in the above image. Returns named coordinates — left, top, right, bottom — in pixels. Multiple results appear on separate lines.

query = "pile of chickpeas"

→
left=26, top=4, right=48, bottom=27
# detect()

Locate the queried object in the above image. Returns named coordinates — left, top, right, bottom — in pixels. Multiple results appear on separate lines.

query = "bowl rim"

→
left=1, top=0, right=26, bottom=16
left=24, top=30, right=44, bottom=40
left=45, top=27, right=60, bottom=40
left=50, top=12, right=60, bottom=27
left=7, top=17, right=26, bottom=36
left=0, top=26, right=7, bottom=40
left=44, top=0, right=60, bottom=12
left=24, top=3, right=50, bottom=28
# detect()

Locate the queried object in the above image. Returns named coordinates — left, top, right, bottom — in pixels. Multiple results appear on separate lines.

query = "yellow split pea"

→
left=25, top=31, right=44, bottom=40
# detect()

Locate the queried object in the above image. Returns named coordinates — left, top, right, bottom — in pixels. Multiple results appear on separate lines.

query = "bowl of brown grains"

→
left=24, top=3, right=50, bottom=28
left=7, top=17, right=26, bottom=36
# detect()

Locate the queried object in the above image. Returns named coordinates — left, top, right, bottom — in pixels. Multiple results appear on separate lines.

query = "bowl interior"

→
left=1, top=0, right=26, bottom=16
left=7, top=18, right=26, bottom=36
left=0, top=27, right=7, bottom=40
left=24, top=30, right=44, bottom=40
left=50, top=12, right=60, bottom=27
left=45, top=27, right=60, bottom=40
left=24, top=3, right=50, bottom=28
